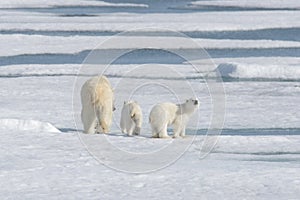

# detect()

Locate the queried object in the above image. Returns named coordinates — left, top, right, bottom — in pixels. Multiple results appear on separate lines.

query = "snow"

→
left=0, top=0, right=300, bottom=199
left=207, top=57, right=300, bottom=67
left=1, top=10, right=300, bottom=32
left=190, top=0, right=300, bottom=9
left=3, top=34, right=300, bottom=57
left=1, top=130, right=300, bottom=199
left=186, top=57, right=300, bottom=80
left=0, top=64, right=80, bottom=77
left=2, top=61, right=300, bottom=81
left=216, top=62, right=300, bottom=80
left=0, top=64, right=299, bottom=131
left=0, top=119, right=61, bottom=133
left=0, top=0, right=148, bottom=8
left=211, top=135, right=300, bottom=154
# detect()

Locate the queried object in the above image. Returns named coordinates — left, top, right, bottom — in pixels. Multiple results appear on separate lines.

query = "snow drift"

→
left=0, top=119, right=61, bottom=133
left=216, top=62, right=300, bottom=80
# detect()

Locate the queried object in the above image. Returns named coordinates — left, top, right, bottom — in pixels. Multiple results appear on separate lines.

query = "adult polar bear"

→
left=81, top=76, right=115, bottom=134
left=149, top=98, right=199, bottom=138
left=120, top=101, right=143, bottom=136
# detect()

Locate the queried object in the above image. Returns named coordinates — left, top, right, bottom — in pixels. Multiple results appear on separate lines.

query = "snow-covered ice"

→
left=3, top=34, right=300, bottom=57
left=190, top=0, right=300, bottom=10
left=0, top=0, right=299, bottom=199
left=1, top=10, right=300, bottom=32
left=217, top=62, right=300, bottom=80
left=0, top=119, right=60, bottom=133
left=1, top=130, right=300, bottom=199
left=0, top=0, right=148, bottom=8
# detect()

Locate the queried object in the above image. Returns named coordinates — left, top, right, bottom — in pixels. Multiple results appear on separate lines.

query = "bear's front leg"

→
left=133, top=126, right=141, bottom=135
left=127, top=126, right=135, bottom=136
left=179, top=126, right=186, bottom=138
left=96, top=116, right=109, bottom=134
left=100, top=121, right=109, bottom=134
left=96, top=122, right=103, bottom=134
left=173, top=121, right=183, bottom=138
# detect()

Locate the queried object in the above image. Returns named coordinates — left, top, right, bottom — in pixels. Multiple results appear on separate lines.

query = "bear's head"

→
left=183, top=98, right=200, bottom=114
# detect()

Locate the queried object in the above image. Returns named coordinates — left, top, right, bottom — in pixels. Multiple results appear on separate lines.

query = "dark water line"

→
left=0, top=30, right=120, bottom=37
left=1, top=73, right=299, bottom=83
left=1, top=48, right=300, bottom=66
left=173, top=5, right=300, bottom=12
left=1, top=28, right=300, bottom=42
left=193, top=128, right=300, bottom=136
left=0, top=73, right=206, bottom=82
left=2, top=4, right=299, bottom=15
left=60, top=127, right=300, bottom=136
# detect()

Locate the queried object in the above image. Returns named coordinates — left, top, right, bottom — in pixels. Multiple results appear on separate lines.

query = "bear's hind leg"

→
left=95, top=107, right=111, bottom=134
left=81, top=106, right=97, bottom=134
left=159, top=123, right=170, bottom=139
left=152, top=131, right=159, bottom=138
left=127, top=126, right=135, bottom=136
left=83, top=115, right=97, bottom=134
left=150, top=124, right=159, bottom=138
left=173, top=130, right=180, bottom=138
left=151, top=126, right=160, bottom=138
left=120, top=117, right=127, bottom=134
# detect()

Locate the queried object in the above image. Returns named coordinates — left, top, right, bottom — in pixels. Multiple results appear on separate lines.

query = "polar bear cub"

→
left=149, top=98, right=199, bottom=138
left=81, top=76, right=115, bottom=134
left=120, top=101, right=143, bottom=136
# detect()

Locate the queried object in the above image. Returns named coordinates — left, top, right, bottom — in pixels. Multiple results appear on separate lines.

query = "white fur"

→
left=81, top=76, right=115, bottom=134
left=120, top=101, right=143, bottom=136
left=149, top=98, right=199, bottom=138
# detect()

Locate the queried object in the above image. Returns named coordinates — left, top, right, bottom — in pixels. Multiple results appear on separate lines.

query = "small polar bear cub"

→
left=149, top=98, right=199, bottom=138
left=120, top=101, right=143, bottom=136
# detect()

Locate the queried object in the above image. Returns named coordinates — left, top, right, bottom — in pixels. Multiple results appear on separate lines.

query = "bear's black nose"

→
left=194, top=100, right=198, bottom=105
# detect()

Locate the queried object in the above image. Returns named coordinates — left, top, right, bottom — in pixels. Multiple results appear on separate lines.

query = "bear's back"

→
left=81, top=76, right=113, bottom=106
left=150, top=102, right=178, bottom=123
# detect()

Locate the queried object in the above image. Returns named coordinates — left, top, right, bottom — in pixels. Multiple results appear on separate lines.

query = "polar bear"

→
left=81, top=76, right=115, bottom=134
left=149, top=98, right=199, bottom=138
left=120, top=101, right=143, bottom=136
